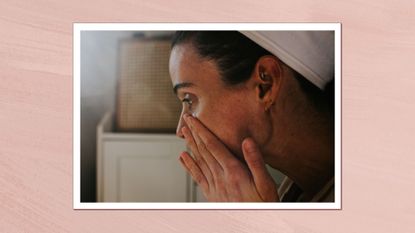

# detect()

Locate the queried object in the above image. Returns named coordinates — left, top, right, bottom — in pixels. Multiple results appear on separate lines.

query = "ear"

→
left=251, top=55, right=283, bottom=111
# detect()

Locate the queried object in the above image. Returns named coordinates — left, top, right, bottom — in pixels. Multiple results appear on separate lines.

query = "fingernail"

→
left=184, top=115, right=192, bottom=126
left=243, top=138, right=256, bottom=151
left=179, top=152, right=186, bottom=162
left=182, top=126, right=188, bottom=137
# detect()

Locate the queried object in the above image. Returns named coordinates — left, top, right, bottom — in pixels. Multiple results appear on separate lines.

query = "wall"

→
left=80, top=31, right=175, bottom=202
left=80, top=31, right=136, bottom=202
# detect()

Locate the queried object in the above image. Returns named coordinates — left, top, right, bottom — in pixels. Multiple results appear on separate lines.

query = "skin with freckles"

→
left=169, top=42, right=334, bottom=202
left=169, top=43, right=261, bottom=159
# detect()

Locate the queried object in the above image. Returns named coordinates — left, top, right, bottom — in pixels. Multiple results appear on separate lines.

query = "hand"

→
left=178, top=114, right=279, bottom=202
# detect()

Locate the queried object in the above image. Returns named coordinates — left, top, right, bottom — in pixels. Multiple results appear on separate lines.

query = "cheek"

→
left=196, top=99, right=249, bottom=157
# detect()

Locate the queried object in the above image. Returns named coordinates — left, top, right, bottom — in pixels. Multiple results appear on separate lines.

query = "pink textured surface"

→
left=1, top=0, right=415, bottom=232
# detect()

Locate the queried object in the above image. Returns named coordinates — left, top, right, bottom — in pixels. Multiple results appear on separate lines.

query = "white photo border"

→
left=73, top=23, right=342, bottom=210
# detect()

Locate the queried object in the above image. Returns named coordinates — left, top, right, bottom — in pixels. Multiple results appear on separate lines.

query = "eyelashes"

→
left=182, top=98, right=193, bottom=109
left=182, top=93, right=194, bottom=111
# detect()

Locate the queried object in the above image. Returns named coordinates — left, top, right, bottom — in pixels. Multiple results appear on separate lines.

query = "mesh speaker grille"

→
left=116, top=38, right=181, bottom=132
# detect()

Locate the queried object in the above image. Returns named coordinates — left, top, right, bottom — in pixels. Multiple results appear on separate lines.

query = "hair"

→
left=171, top=31, right=333, bottom=112
left=171, top=31, right=272, bottom=85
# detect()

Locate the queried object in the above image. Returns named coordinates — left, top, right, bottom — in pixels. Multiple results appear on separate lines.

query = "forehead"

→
left=169, top=44, right=222, bottom=92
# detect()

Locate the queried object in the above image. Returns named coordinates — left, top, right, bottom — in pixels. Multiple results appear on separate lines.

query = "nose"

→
left=176, top=113, right=186, bottom=139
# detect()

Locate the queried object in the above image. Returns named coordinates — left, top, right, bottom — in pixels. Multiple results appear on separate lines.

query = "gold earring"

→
left=265, top=100, right=273, bottom=111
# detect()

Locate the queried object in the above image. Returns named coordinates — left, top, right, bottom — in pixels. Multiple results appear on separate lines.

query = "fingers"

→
left=182, top=126, right=215, bottom=185
left=179, top=151, right=209, bottom=192
left=242, top=137, right=277, bottom=201
left=182, top=115, right=224, bottom=173
left=184, top=115, right=236, bottom=169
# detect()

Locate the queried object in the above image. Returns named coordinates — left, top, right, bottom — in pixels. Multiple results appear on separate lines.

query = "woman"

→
left=169, top=31, right=334, bottom=202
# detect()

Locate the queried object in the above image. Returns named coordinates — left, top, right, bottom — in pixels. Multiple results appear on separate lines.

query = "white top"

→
left=240, top=31, right=334, bottom=90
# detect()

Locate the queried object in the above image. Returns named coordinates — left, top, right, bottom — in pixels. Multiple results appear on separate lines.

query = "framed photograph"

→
left=73, top=23, right=341, bottom=209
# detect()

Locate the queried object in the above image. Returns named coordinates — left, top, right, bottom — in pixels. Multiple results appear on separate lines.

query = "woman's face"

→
left=169, top=44, right=257, bottom=158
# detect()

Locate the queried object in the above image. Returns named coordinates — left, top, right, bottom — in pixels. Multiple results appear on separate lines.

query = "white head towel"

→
left=240, top=31, right=334, bottom=90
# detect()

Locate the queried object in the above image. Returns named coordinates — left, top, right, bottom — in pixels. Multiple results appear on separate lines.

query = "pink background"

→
left=1, top=0, right=414, bottom=232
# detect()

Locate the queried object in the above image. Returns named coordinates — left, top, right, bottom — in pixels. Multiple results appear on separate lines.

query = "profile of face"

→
left=169, top=32, right=335, bottom=200
left=169, top=43, right=278, bottom=159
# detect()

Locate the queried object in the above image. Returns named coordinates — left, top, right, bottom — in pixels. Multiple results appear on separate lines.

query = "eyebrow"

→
left=173, top=82, right=194, bottom=95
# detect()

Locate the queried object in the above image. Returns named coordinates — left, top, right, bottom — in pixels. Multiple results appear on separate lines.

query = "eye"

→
left=182, top=93, right=194, bottom=111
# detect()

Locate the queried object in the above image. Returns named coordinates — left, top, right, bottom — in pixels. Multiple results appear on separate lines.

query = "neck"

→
left=263, top=85, right=334, bottom=199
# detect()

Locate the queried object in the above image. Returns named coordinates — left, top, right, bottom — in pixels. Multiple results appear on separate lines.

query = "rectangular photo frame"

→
left=73, top=23, right=341, bottom=209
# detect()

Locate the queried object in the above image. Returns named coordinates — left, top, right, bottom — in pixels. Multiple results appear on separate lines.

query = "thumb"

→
left=242, top=137, right=278, bottom=201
